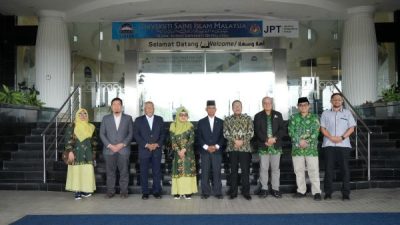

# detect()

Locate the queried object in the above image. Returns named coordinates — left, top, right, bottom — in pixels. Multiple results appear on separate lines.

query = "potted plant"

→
left=0, top=83, right=45, bottom=122
left=377, top=84, right=400, bottom=118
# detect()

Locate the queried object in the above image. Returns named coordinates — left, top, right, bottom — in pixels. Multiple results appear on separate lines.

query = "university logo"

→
left=120, top=23, right=134, bottom=34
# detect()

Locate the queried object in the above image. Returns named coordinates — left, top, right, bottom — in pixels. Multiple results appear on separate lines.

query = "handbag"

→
left=62, top=150, right=75, bottom=165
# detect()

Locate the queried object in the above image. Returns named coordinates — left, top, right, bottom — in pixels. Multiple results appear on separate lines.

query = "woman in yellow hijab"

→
left=64, top=108, right=97, bottom=200
left=169, top=107, right=198, bottom=199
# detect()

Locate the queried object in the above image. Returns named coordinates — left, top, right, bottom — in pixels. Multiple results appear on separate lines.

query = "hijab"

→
left=74, top=108, right=95, bottom=142
left=169, top=106, right=193, bottom=135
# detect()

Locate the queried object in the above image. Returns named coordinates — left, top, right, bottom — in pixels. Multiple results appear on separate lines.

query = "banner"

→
left=133, top=38, right=265, bottom=51
left=263, top=20, right=299, bottom=38
left=112, top=21, right=263, bottom=39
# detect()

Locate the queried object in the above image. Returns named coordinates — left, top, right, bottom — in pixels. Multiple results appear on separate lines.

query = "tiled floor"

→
left=1, top=188, right=400, bottom=225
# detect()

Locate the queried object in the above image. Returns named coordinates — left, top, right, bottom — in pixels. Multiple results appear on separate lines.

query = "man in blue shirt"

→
left=320, top=93, right=356, bottom=201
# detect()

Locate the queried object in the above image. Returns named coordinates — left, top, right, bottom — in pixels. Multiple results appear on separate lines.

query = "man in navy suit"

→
left=100, top=97, right=134, bottom=199
left=133, top=101, right=165, bottom=200
left=196, top=100, right=225, bottom=199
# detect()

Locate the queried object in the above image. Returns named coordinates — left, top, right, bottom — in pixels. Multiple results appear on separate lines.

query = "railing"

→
left=332, top=84, right=373, bottom=181
left=40, top=86, right=81, bottom=183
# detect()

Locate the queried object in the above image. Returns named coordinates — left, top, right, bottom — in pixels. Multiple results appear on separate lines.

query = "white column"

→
left=35, top=10, right=71, bottom=108
left=342, top=6, right=378, bottom=106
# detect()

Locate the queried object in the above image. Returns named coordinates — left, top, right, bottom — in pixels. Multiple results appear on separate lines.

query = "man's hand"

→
left=207, top=145, right=216, bottom=153
left=265, top=137, right=276, bottom=147
left=299, top=139, right=308, bottom=149
left=234, top=139, right=244, bottom=149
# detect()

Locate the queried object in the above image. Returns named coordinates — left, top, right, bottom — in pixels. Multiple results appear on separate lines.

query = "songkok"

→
left=298, top=97, right=309, bottom=104
left=206, top=100, right=216, bottom=106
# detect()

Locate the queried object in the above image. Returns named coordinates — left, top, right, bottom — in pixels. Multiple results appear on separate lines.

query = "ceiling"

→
left=1, top=0, right=399, bottom=80
left=1, top=0, right=400, bottom=22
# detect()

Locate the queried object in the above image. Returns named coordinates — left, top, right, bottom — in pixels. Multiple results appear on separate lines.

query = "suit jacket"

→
left=133, top=114, right=165, bottom=158
left=196, top=116, right=225, bottom=154
left=100, top=113, right=134, bottom=155
left=253, top=110, right=285, bottom=149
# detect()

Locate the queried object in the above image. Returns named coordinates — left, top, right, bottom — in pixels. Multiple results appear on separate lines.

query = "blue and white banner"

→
left=112, top=21, right=263, bottom=39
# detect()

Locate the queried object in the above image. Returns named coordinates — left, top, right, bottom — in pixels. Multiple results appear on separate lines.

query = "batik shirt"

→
left=288, top=113, right=320, bottom=156
left=223, top=113, right=254, bottom=153
left=259, top=115, right=282, bottom=155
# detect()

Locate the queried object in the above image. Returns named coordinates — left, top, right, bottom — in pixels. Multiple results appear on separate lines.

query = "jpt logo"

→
left=264, top=25, right=281, bottom=34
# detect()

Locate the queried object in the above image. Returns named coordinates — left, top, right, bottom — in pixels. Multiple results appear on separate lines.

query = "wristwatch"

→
left=341, top=136, right=345, bottom=140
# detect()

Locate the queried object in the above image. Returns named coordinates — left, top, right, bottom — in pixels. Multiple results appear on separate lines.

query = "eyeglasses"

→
left=179, top=113, right=188, bottom=117
left=79, top=112, right=87, bottom=115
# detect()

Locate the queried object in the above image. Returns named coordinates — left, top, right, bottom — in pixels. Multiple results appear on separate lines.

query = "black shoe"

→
left=293, top=192, right=306, bottom=198
left=215, top=194, right=223, bottom=199
left=271, top=190, right=282, bottom=198
left=342, top=195, right=350, bottom=201
left=314, top=193, right=322, bottom=201
left=142, top=194, right=149, bottom=200
left=201, top=194, right=210, bottom=199
left=229, top=194, right=237, bottom=200
left=120, top=193, right=128, bottom=199
left=153, top=193, right=162, bottom=199
left=258, top=189, right=268, bottom=198
left=324, top=193, right=332, bottom=200
left=105, top=193, right=115, bottom=199
left=243, top=194, right=252, bottom=200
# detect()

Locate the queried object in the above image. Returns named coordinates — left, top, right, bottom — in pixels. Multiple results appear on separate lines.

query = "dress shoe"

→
left=243, top=194, right=252, bottom=200
left=258, top=189, right=268, bottom=198
left=142, top=194, right=149, bottom=200
left=201, top=194, right=210, bottom=199
left=271, top=190, right=282, bottom=198
left=105, top=193, right=115, bottom=199
left=293, top=192, right=306, bottom=198
left=229, top=194, right=237, bottom=200
left=120, top=193, right=128, bottom=199
left=215, top=195, right=223, bottom=199
left=153, top=193, right=162, bottom=199
left=324, top=193, right=332, bottom=200
left=314, top=193, right=322, bottom=201
left=342, top=195, right=350, bottom=201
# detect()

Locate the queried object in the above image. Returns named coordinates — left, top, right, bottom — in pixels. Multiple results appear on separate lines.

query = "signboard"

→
left=263, top=20, right=299, bottom=38
left=132, top=38, right=266, bottom=51
left=112, top=21, right=263, bottom=39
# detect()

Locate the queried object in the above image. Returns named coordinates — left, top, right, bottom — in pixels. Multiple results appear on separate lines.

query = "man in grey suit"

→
left=100, top=97, right=134, bottom=199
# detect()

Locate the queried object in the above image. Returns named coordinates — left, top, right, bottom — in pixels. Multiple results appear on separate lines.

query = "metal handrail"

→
left=332, top=83, right=372, bottom=181
left=41, top=86, right=81, bottom=183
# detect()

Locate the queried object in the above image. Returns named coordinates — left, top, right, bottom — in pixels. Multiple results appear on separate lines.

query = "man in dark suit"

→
left=133, top=101, right=165, bottom=200
left=254, top=96, right=285, bottom=199
left=196, top=100, right=225, bottom=199
left=100, top=97, right=134, bottom=199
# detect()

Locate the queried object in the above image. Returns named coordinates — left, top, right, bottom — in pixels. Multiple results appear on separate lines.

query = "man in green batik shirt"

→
left=288, top=97, right=322, bottom=201
left=223, top=100, right=254, bottom=200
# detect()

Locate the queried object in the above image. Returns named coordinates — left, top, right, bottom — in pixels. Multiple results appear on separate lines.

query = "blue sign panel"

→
left=112, top=21, right=263, bottom=39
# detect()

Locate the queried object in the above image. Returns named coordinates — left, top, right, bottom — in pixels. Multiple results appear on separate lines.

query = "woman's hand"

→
left=178, top=149, right=186, bottom=159
left=68, top=151, right=75, bottom=164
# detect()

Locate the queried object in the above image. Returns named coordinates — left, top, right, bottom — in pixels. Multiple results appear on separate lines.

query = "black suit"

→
left=133, top=115, right=165, bottom=195
left=196, top=116, right=225, bottom=196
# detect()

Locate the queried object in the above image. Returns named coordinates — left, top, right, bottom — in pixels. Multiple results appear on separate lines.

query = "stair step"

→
left=11, top=150, right=56, bottom=160
left=18, top=143, right=65, bottom=151
left=3, top=161, right=44, bottom=170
